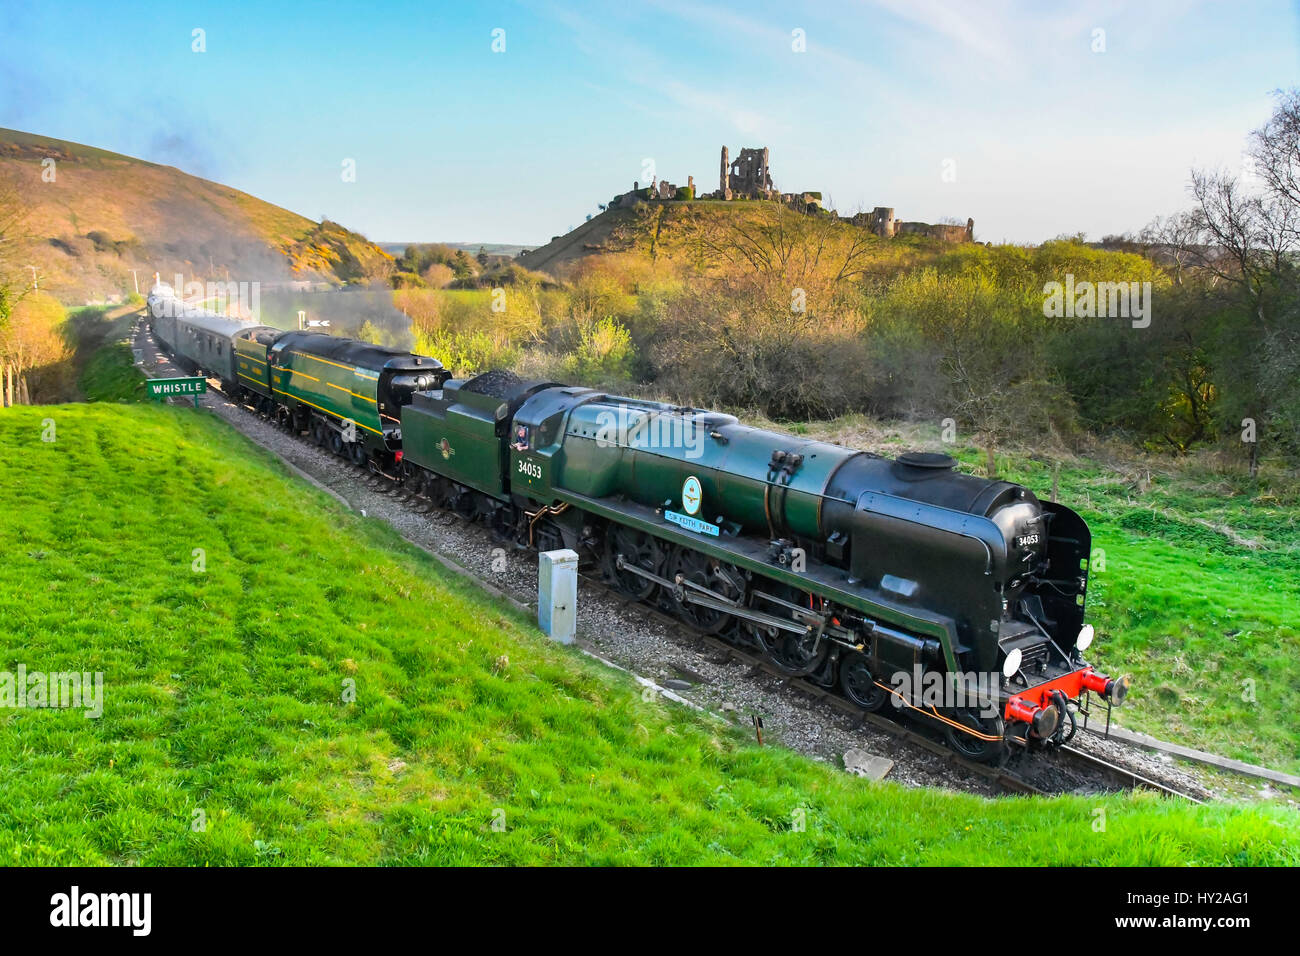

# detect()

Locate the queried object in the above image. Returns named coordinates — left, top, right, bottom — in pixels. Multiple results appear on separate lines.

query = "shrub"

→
left=416, top=328, right=519, bottom=379
left=565, top=317, right=635, bottom=385
left=389, top=271, right=426, bottom=290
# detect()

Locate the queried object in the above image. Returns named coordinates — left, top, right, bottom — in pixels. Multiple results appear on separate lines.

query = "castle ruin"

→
left=719, top=146, right=776, bottom=200
left=610, top=145, right=974, bottom=243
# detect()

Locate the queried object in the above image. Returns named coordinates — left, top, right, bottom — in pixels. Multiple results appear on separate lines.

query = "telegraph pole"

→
left=130, top=269, right=140, bottom=294
left=27, top=265, right=37, bottom=291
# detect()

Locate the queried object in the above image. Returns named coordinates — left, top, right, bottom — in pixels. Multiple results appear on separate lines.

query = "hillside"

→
left=0, top=128, right=394, bottom=303
left=1, top=403, right=1296, bottom=865
left=514, top=199, right=940, bottom=279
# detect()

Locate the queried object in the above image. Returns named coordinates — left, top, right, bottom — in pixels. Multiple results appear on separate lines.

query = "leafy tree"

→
left=0, top=292, right=70, bottom=405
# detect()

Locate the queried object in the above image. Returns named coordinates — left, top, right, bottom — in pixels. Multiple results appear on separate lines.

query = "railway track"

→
left=581, top=575, right=1046, bottom=795
left=592, top=581, right=1206, bottom=802
left=1056, top=745, right=1205, bottom=803
left=593, top=580, right=1206, bottom=802
left=166, top=343, right=1205, bottom=804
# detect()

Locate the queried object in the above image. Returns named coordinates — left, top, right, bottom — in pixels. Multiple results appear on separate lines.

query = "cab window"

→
left=536, top=412, right=563, bottom=449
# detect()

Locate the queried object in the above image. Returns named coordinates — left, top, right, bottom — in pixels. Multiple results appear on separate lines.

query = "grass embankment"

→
left=63, top=303, right=145, bottom=402
left=788, top=416, right=1300, bottom=775
left=0, top=404, right=1295, bottom=865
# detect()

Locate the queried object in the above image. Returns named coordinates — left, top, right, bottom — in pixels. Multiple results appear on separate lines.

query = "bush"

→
left=416, top=328, right=519, bottom=379
left=389, top=271, right=426, bottom=290
left=565, top=317, right=635, bottom=385
left=651, top=278, right=874, bottom=419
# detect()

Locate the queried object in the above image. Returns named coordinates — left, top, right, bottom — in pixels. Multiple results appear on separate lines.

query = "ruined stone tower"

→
left=720, top=146, right=774, bottom=198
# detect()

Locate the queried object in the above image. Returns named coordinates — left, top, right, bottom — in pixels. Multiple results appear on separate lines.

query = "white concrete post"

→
left=538, top=549, right=578, bottom=644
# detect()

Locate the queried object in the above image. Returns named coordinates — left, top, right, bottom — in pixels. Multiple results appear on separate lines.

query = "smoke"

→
left=149, top=131, right=215, bottom=179
left=256, top=288, right=413, bottom=348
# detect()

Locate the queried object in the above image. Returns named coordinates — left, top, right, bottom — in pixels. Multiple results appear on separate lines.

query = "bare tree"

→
left=1173, top=88, right=1300, bottom=471
left=1188, top=168, right=1298, bottom=325
left=693, top=203, right=875, bottom=287
left=1139, top=212, right=1200, bottom=285
left=1250, top=88, right=1300, bottom=212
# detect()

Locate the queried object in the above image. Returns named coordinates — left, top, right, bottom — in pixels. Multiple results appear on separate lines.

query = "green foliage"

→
left=1, top=291, right=74, bottom=402
left=1, top=404, right=1295, bottom=864
left=389, top=271, right=426, bottom=290
left=565, top=317, right=635, bottom=383
left=874, top=269, right=1069, bottom=438
left=415, top=328, right=519, bottom=378
left=675, top=186, right=695, bottom=201
left=286, top=220, right=394, bottom=286
left=356, top=320, right=384, bottom=345
left=396, top=243, right=470, bottom=278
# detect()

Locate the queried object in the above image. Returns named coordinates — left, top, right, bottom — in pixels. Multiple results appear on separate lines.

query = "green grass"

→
left=65, top=304, right=145, bottom=402
left=79, top=340, right=144, bottom=402
left=0, top=404, right=1296, bottom=865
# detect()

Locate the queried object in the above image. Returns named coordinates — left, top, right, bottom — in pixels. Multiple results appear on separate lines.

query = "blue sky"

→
left=2, top=0, right=1296, bottom=244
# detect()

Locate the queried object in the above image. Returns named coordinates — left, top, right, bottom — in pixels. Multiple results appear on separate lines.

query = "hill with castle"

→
left=518, top=144, right=974, bottom=277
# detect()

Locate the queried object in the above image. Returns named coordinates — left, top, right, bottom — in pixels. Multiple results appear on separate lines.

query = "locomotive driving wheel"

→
left=839, top=652, right=888, bottom=711
left=749, top=584, right=831, bottom=677
left=604, top=526, right=662, bottom=601
left=668, top=548, right=746, bottom=634
left=943, top=708, right=1008, bottom=766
